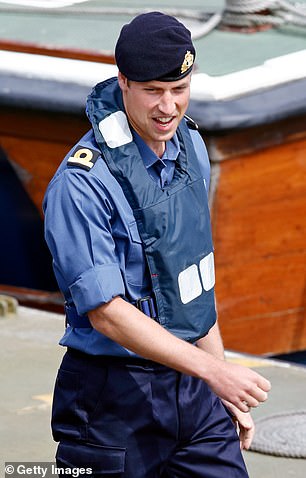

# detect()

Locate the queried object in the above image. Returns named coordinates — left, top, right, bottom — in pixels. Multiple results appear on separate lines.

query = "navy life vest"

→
left=86, top=77, right=216, bottom=342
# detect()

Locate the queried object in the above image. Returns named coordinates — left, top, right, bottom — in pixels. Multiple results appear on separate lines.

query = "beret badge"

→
left=181, top=50, right=194, bottom=74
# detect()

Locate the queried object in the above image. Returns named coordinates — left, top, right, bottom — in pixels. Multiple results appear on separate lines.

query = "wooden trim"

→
left=0, top=285, right=64, bottom=314
left=0, top=39, right=116, bottom=64
left=0, top=105, right=88, bottom=144
left=203, top=114, right=306, bottom=162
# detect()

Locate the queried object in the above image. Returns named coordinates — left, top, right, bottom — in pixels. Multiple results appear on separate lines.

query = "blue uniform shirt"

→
left=133, top=130, right=178, bottom=188
left=43, top=127, right=211, bottom=355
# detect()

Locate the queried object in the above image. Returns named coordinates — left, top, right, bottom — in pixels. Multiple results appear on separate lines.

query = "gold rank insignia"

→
left=181, top=50, right=194, bottom=74
left=67, top=147, right=99, bottom=171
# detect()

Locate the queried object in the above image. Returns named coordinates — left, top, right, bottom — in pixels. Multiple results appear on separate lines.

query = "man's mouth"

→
left=154, top=116, right=174, bottom=126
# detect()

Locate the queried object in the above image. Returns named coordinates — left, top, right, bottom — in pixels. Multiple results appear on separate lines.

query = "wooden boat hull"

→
left=0, top=74, right=305, bottom=355
left=0, top=105, right=87, bottom=214
left=209, top=131, right=306, bottom=355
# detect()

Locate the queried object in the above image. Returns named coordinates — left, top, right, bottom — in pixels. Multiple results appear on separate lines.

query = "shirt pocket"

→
left=128, top=220, right=142, bottom=244
left=125, top=221, right=146, bottom=287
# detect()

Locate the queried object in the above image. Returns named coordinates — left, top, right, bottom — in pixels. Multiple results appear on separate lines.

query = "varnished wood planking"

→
left=211, top=140, right=306, bottom=213
left=212, top=137, right=306, bottom=354
left=216, top=253, right=305, bottom=321
left=0, top=108, right=89, bottom=213
left=0, top=135, right=70, bottom=213
left=205, top=114, right=306, bottom=162
left=0, top=107, right=88, bottom=143
left=220, top=308, right=306, bottom=355
left=214, top=196, right=305, bottom=264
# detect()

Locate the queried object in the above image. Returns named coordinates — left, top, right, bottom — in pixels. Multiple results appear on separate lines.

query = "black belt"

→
left=65, top=296, right=157, bottom=328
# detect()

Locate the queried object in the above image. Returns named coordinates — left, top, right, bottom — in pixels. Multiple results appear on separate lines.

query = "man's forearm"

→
left=88, top=296, right=213, bottom=379
left=88, top=296, right=271, bottom=413
left=196, top=319, right=225, bottom=360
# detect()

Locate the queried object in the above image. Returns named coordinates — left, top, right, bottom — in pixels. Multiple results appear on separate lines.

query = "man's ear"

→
left=118, top=71, right=128, bottom=91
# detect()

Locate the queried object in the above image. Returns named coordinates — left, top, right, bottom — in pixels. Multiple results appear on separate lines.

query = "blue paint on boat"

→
left=272, top=351, right=306, bottom=367
left=0, top=147, right=58, bottom=291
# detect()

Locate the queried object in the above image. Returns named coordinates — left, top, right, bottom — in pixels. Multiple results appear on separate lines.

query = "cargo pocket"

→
left=56, top=440, right=126, bottom=476
left=52, top=369, right=81, bottom=441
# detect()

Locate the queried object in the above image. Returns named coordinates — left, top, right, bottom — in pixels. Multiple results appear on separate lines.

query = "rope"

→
left=250, top=410, right=306, bottom=458
left=0, top=1, right=305, bottom=38
left=0, top=6, right=209, bottom=20
left=225, top=0, right=277, bottom=13
left=277, top=9, right=306, bottom=25
left=0, top=5, right=222, bottom=38
left=278, top=0, right=306, bottom=16
left=186, top=14, right=223, bottom=39
left=222, top=0, right=306, bottom=28
left=222, top=12, right=285, bottom=26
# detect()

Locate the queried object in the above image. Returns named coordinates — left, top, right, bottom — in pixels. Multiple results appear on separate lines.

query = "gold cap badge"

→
left=181, top=50, right=194, bottom=74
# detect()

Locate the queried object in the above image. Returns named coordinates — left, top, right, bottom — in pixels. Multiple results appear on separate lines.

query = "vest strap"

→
left=65, top=296, right=157, bottom=328
left=134, top=296, right=157, bottom=319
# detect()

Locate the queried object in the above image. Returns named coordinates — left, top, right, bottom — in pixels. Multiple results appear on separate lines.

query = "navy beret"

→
left=115, top=11, right=196, bottom=82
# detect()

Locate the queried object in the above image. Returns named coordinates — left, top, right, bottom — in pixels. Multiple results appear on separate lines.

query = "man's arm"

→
left=88, top=296, right=270, bottom=413
left=196, top=319, right=225, bottom=359
left=197, top=320, right=255, bottom=450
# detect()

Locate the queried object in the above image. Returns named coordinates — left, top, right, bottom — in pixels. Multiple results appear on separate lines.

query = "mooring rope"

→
left=0, top=1, right=306, bottom=37
left=223, top=0, right=306, bottom=28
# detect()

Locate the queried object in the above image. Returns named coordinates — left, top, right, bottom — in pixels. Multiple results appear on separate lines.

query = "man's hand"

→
left=205, top=359, right=271, bottom=413
left=222, top=400, right=255, bottom=450
left=89, top=298, right=271, bottom=417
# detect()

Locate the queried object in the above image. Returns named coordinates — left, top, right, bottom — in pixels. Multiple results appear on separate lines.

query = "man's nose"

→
left=159, top=91, right=175, bottom=115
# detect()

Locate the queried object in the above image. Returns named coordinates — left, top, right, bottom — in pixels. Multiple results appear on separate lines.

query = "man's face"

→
left=118, top=72, right=191, bottom=157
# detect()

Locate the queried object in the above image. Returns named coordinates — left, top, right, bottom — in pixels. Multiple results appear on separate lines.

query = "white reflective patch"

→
left=199, top=252, right=215, bottom=291
left=98, top=111, right=133, bottom=148
left=178, top=264, right=203, bottom=304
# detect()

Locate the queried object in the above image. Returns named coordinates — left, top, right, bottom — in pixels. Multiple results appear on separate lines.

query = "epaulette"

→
left=184, top=114, right=199, bottom=131
left=67, top=145, right=100, bottom=171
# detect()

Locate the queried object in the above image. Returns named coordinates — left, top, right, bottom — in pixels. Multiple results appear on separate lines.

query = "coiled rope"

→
left=0, top=1, right=306, bottom=37
left=222, top=0, right=306, bottom=28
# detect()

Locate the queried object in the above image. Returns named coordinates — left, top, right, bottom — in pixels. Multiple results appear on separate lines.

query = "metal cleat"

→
left=0, top=295, right=18, bottom=317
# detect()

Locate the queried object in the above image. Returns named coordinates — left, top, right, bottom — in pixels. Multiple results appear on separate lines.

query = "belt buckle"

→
left=136, top=296, right=156, bottom=318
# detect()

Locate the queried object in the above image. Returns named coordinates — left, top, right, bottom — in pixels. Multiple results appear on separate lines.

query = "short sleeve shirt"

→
left=43, top=126, right=211, bottom=355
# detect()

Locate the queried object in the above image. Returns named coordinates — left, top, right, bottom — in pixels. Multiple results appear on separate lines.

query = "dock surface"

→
left=1, top=306, right=306, bottom=477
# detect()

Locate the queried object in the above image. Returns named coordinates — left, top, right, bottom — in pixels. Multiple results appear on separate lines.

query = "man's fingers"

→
left=240, top=393, right=266, bottom=411
left=250, top=389, right=267, bottom=405
left=240, top=430, right=253, bottom=450
left=235, top=399, right=252, bottom=413
left=241, top=400, right=252, bottom=413
left=253, top=381, right=271, bottom=404
left=239, top=383, right=270, bottom=412
left=246, top=377, right=271, bottom=407
left=258, top=376, right=271, bottom=392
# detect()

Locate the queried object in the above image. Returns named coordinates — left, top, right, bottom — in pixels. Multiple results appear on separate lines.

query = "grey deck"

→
left=1, top=306, right=306, bottom=477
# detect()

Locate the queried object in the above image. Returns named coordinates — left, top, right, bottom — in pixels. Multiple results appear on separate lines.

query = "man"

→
left=44, top=12, right=271, bottom=477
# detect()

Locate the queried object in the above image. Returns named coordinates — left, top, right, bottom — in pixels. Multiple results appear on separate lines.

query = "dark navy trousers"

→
left=52, top=349, right=249, bottom=477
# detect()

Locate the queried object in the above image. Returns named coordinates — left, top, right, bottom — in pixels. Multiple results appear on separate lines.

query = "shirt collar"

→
left=132, top=130, right=180, bottom=169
